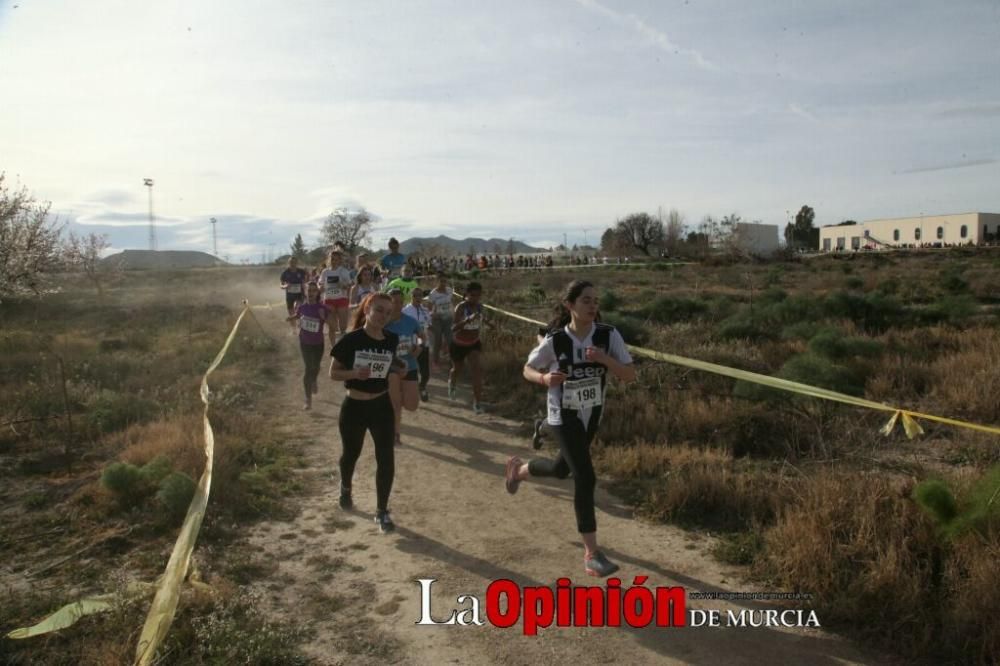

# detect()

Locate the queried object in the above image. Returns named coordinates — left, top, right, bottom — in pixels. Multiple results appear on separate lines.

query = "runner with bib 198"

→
left=504, top=280, right=636, bottom=576
left=329, top=292, right=406, bottom=534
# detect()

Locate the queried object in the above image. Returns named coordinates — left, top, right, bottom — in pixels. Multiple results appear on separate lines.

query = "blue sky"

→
left=2, top=0, right=999, bottom=260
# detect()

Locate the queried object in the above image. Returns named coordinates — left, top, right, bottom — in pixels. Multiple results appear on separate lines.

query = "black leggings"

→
left=528, top=414, right=599, bottom=533
left=416, top=347, right=430, bottom=389
left=338, top=393, right=395, bottom=512
left=300, top=342, right=324, bottom=397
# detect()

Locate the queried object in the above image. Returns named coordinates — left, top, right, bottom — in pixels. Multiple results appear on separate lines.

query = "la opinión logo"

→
left=416, top=576, right=685, bottom=635
left=416, top=578, right=821, bottom=634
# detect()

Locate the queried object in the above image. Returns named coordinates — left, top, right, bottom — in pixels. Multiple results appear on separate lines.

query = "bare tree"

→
left=611, top=212, right=664, bottom=255
left=64, top=231, right=117, bottom=296
left=0, top=174, right=63, bottom=302
left=321, top=208, right=374, bottom=255
left=665, top=208, right=685, bottom=256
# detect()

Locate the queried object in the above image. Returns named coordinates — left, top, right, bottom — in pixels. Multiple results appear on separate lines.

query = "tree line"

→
left=599, top=205, right=821, bottom=258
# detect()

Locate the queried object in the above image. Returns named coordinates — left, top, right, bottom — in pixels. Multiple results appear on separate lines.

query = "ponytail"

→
left=545, top=280, right=597, bottom=332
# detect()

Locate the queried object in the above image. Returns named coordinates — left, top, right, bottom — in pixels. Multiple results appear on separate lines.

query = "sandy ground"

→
left=244, top=318, right=890, bottom=666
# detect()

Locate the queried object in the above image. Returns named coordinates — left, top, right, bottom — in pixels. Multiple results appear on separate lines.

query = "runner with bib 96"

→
left=504, top=280, right=636, bottom=577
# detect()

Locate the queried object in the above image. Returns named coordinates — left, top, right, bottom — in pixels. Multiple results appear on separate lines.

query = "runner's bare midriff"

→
left=347, top=389, right=388, bottom=401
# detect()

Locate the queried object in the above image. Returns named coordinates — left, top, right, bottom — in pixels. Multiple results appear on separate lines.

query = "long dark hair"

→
left=546, top=280, right=598, bottom=331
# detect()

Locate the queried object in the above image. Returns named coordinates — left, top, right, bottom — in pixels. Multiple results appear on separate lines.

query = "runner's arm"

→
left=330, top=358, right=366, bottom=381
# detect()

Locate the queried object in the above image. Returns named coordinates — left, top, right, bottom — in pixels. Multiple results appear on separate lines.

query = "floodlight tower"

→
left=210, top=217, right=218, bottom=256
left=143, top=178, right=157, bottom=251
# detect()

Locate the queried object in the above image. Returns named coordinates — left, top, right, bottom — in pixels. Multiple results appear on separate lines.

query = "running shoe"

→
left=473, top=402, right=484, bottom=414
left=505, top=456, right=523, bottom=495
left=447, top=382, right=456, bottom=400
left=420, top=388, right=429, bottom=402
left=303, top=399, right=312, bottom=411
left=339, top=486, right=353, bottom=509
left=584, top=552, right=620, bottom=577
left=532, top=418, right=544, bottom=450
left=375, top=510, right=395, bottom=533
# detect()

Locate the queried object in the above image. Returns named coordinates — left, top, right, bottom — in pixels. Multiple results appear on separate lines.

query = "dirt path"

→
left=244, top=318, right=887, bottom=666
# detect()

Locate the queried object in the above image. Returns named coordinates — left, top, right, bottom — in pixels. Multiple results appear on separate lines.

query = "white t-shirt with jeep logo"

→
left=526, top=324, right=632, bottom=427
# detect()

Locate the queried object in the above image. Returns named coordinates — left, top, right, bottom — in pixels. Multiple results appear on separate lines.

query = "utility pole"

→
left=210, top=217, right=218, bottom=257
left=143, top=178, right=156, bottom=251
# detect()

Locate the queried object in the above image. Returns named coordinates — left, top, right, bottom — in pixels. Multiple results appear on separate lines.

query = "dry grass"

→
left=478, top=251, right=1000, bottom=664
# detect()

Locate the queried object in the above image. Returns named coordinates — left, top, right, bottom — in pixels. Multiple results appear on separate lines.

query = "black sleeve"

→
left=331, top=333, right=354, bottom=364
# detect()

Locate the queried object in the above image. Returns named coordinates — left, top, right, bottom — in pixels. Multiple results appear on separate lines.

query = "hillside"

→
left=399, top=235, right=545, bottom=255
left=103, top=249, right=228, bottom=270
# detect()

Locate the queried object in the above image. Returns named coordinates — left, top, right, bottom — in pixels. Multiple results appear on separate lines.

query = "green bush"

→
left=808, top=328, right=884, bottom=359
left=824, top=290, right=905, bottom=332
left=599, top=290, right=621, bottom=312
left=602, top=312, right=648, bottom=345
left=716, top=314, right=774, bottom=342
left=845, top=276, right=865, bottom=290
left=157, top=472, right=197, bottom=523
left=139, top=455, right=173, bottom=485
left=780, top=321, right=822, bottom=340
left=923, top=295, right=978, bottom=326
left=778, top=352, right=865, bottom=396
left=636, top=295, right=707, bottom=323
left=87, top=391, right=158, bottom=434
left=101, top=462, right=148, bottom=507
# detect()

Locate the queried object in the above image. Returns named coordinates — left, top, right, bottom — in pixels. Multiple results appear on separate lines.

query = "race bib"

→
left=286, top=283, right=302, bottom=294
left=562, top=376, right=602, bottom=410
left=463, top=317, right=481, bottom=331
left=354, top=350, right=393, bottom=379
left=396, top=335, right=413, bottom=356
left=325, top=277, right=343, bottom=299
left=299, top=316, right=320, bottom=333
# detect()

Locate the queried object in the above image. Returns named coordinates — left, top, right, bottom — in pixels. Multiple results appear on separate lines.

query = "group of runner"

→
left=281, top=244, right=635, bottom=575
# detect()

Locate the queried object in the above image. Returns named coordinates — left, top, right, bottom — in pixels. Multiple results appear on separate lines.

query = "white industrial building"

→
left=732, top=222, right=780, bottom=256
left=819, top=212, right=1000, bottom=252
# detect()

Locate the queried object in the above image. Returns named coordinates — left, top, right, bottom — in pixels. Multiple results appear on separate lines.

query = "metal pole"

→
left=143, top=178, right=156, bottom=251
left=210, top=217, right=218, bottom=256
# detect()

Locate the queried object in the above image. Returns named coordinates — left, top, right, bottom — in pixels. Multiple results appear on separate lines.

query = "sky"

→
left=2, top=0, right=999, bottom=260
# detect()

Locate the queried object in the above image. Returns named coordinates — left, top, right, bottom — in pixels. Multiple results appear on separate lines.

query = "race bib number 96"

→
left=562, top=377, right=602, bottom=410
left=354, top=350, right=393, bottom=379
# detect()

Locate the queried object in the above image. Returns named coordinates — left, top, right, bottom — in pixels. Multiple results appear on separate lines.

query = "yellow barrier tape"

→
left=133, top=303, right=251, bottom=665
left=6, top=582, right=154, bottom=640
left=474, top=300, right=1000, bottom=439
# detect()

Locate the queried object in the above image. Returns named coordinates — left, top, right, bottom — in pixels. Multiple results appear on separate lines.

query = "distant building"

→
left=818, top=212, right=1000, bottom=252
left=732, top=222, right=780, bottom=256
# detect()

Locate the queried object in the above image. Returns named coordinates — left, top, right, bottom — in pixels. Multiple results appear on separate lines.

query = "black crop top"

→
left=331, top=328, right=400, bottom=393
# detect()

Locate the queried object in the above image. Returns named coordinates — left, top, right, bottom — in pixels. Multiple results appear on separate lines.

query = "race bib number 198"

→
left=562, top=376, right=602, bottom=410
left=354, top=350, right=393, bottom=379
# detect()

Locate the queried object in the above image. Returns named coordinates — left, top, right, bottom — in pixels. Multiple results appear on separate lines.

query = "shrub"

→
left=599, top=290, right=621, bottom=312
left=602, top=312, right=648, bottom=345
left=779, top=352, right=865, bottom=396
left=87, top=391, right=158, bottom=434
left=716, top=314, right=773, bottom=342
left=808, top=328, right=884, bottom=359
left=101, top=462, right=147, bottom=507
left=157, top=471, right=197, bottom=523
left=923, top=294, right=978, bottom=326
left=780, top=321, right=822, bottom=340
left=139, top=455, right=173, bottom=485
left=824, top=290, right=905, bottom=332
left=636, top=295, right=707, bottom=323
left=845, top=276, right=864, bottom=290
